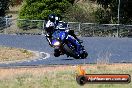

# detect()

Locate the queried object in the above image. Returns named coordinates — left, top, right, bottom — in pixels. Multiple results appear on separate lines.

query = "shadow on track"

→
left=62, top=58, right=87, bottom=61
left=61, top=58, right=74, bottom=60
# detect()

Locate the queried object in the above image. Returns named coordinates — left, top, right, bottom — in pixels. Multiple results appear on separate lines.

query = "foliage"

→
left=0, top=0, right=10, bottom=16
left=64, top=3, right=96, bottom=22
left=9, top=0, right=23, bottom=6
left=94, top=8, right=111, bottom=24
left=18, top=0, right=76, bottom=29
left=0, top=0, right=21, bottom=16
left=96, top=0, right=132, bottom=24
left=96, top=0, right=111, bottom=9
left=64, top=4, right=86, bottom=22
left=19, top=0, right=74, bottom=20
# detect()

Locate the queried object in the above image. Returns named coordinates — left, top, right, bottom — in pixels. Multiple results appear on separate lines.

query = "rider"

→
left=45, top=14, right=56, bottom=46
left=45, top=14, right=82, bottom=46
left=56, top=16, right=83, bottom=43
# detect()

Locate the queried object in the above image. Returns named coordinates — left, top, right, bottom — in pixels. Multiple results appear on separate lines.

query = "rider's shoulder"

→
left=46, top=20, right=55, bottom=27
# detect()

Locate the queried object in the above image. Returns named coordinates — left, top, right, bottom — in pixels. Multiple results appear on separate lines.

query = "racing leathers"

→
left=45, top=20, right=55, bottom=46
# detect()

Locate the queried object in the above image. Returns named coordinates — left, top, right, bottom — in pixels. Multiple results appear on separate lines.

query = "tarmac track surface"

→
left=0, top=34, right=132, bottom=67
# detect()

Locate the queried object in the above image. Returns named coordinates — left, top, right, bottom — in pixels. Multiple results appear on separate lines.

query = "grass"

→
left=0, top=46, right=35, bottom=62
left=0, top=64, right=131, bottom=88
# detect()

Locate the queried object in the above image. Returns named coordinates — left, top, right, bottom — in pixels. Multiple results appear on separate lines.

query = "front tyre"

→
left=54, top=49, right=60, bottom=57
left=80, top=51, right=88, bottom=59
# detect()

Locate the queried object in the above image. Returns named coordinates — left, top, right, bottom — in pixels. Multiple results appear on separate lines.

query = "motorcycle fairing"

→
left=66, top=35, right=82, bottom=55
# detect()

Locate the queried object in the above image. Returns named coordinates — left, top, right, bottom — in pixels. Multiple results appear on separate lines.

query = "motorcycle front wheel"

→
left=54, top=49, right=60, bottom=57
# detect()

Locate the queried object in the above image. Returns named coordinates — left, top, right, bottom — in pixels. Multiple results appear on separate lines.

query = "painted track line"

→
left=3, top=51, right=51, bottom=64
left=40, top=52, right=50, bottom=60
left=24, top=52, right=50, bottom=62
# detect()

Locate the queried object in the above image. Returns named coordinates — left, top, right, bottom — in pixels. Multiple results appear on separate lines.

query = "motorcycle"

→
left=46, top=22, right=88, bottom=59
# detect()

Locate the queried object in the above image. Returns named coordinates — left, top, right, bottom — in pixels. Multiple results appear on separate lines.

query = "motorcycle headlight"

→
left=53, top=41, right=60, bottom=46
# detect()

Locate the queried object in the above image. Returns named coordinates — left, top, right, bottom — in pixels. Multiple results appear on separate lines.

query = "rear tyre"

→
left=80, top=51, right=88, bottom=59
left=63, top=44, right=79, bottom=59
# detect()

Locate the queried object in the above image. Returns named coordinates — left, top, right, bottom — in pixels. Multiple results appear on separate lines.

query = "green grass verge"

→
left=0, top=65, right=131, bottom=88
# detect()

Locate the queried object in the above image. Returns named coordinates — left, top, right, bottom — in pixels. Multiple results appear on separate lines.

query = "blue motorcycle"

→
left=47, top=22, right=88, bottom=59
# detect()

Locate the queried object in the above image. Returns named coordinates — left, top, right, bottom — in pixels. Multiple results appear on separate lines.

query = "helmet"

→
left=48, top=14, right=56, bottom=22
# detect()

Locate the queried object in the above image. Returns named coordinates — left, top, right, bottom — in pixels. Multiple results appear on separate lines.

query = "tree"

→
left=0, top=0, right=10, bottom=16
left=94, top=8, right=111, bottom=24
left=64, top=4, right=96, bottom=22
left=96, top=0, right=132, bottom=24
left=118, top=0, right=132, bottom=24
left=0, top=0, right=21, bottom=16
left=9, top=0, right=23, bottom=6
left=97, top=0, right=111, bottom=9
left=19, top=0, right=74, bottom=20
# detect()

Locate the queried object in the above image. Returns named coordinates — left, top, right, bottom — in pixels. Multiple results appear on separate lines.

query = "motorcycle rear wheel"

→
left=80, top=51, right=88, bottom=59
left=63, top=44, right=80, bottom=59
